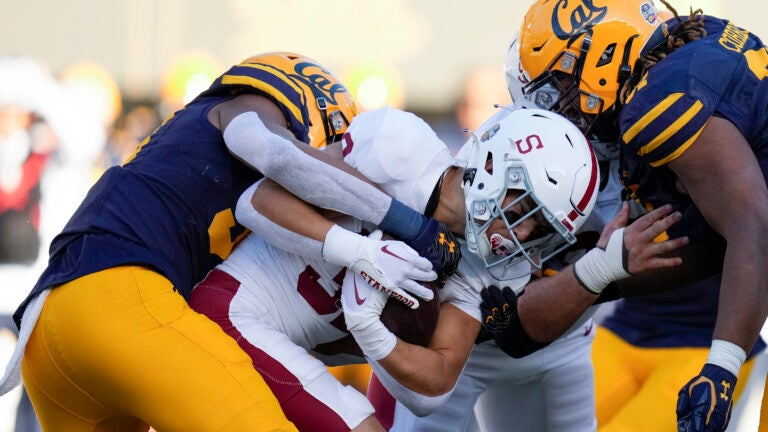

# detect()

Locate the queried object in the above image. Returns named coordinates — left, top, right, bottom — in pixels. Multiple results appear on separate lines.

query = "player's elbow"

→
left=400, top=389, right=453, bottom=417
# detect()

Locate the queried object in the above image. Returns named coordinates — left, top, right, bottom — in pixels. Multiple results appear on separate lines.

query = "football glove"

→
left=480, top=285, right=516, bottom=336
left=479, top=285, right=550, bottom=358
left=323, top=226, right=436, bottom=309
left=379, top=200, right=461, bottom=285
left=676, top=364, right=736, bottom=432
left=340, top=270, right=396, bottom=360
left=405, top=218, right=461, bottom=286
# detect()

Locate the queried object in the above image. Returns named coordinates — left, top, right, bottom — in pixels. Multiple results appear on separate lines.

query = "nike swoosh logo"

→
left=353, top=277, right=366, bottom=305
left=381, top=245, right=406, bottom=261
left=584, top=321, right=593, bottom=336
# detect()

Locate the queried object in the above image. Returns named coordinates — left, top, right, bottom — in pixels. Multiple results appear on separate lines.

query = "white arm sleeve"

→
left=234, top=181, right=324, bottom=259
left=223, top=111, right=391, bottom=224
left=367, top=358, right=453, bottom=417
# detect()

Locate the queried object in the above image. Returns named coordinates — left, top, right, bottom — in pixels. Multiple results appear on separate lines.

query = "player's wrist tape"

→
left=572, top=228, right=630, bottom=294
left=322, top=225, right=364, bottom=267
left=350, top=318, right=397, bottom=361
left=707, top=339, right=746, bottom=377
left=379, top=199, right=429, bottom=243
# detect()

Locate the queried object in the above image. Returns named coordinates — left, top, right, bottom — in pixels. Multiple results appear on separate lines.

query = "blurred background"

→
left=0, top=1, right=767, bottom=431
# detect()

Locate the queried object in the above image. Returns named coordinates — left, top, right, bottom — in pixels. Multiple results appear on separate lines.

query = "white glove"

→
left=340, top=270, right=397, bottom=360
left=573, top=227, right=631, bottom=294
left=323, top=225, right=436, bottom=309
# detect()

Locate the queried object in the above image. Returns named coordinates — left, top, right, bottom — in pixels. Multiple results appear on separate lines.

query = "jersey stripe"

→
left=638, top=100, right=703, bottom=157
left=649, top=123, right=707, bottom=167
left=622, top=93, right=684, bottom=143
left=221, top=74, right=304, bottom=125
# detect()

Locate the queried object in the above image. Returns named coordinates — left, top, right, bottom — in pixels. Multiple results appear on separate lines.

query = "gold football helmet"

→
left=241, top=52, right=359, bottom=148
left=518, top=0, right=667, bottom=139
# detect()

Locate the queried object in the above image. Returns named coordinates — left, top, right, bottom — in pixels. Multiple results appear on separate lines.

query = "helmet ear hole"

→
left=484, top=151, right=494, bottom=175
left=596, top=43, right=617, bottom=67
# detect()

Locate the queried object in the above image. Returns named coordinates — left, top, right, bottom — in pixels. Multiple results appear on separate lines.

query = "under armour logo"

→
left=720, top=380, right=732, bottom=401
left=438, top=233, right=456, bottom=253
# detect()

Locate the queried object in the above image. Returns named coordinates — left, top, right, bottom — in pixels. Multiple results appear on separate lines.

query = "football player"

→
left=380, top=36, right=628, bottom=432
left=0, top=52, right=458, bottom=431
left=188, top=105, right=685, bottom=432
left=515, top=1, right=768, bottom=430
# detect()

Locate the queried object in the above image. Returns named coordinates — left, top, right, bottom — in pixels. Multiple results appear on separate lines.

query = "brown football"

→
left=380, top=281, right=441, bottom=347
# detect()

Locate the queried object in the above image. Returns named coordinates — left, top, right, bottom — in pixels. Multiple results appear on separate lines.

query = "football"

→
left=380, top=281, right=441, bottom=347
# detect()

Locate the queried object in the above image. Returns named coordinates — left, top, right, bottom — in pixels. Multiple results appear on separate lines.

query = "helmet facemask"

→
left=522, top=31, right=613, bottom=142
left=460, top=108, right=598, bottom=278
left=463, top=159, right=579, bottom=277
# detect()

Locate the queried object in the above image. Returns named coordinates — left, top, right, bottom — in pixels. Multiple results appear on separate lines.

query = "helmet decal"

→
left=640, top=2, right=658, bottom=24
left=551, top=0, right=608, bottom=40
left=291, top=61, right=351, bottom=106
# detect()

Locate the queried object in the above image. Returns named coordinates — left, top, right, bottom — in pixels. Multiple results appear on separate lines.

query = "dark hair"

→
left=620, top=0, right=707, bottom=103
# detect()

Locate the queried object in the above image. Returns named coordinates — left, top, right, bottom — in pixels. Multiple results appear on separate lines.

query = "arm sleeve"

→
left=224, top=111, right=392, bottom=224
left=367, top=358, right=453, bottom=417
left=234, top=181, right=324, bottom=259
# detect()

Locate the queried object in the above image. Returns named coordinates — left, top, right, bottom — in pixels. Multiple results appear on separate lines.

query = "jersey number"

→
left=744, top=47, right=768, bottom=80
left=208, top=208, right=248, bottom=260
left=297, top=266, right=347, bottom=332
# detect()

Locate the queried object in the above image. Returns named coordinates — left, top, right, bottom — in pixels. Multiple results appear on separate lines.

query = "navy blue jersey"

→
left=14, top=59, right=315, bottom=327
left=605, top=17, right=768, bottom=352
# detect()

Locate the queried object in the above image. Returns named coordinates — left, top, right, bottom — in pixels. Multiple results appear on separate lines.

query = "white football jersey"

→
left=216, top=106, right=459, bottom=350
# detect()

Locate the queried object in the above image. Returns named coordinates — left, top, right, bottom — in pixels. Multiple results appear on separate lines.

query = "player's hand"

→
left=323, top=226, right=437, bottom=309
left=574, top=202, right=688, bottom=294
left=340, top=270, right=396, bottom=360
left=479, top=285, right=516, bottom=336
left=404, top=218, right=461, bottom=286
left=341, top=270, right=388, bottom=331
left=351, top=230, right=436, bottom=309
left=676, top=364, right=736, bottom=432
left=615, top=203, right=688, bottom=274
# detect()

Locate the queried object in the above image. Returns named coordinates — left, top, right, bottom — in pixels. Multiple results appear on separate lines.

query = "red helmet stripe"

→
left=575, top=144, right=598, bottom=214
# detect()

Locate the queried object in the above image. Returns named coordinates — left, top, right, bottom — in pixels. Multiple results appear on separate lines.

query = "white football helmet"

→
left=461, top=108, right=599, bottom=275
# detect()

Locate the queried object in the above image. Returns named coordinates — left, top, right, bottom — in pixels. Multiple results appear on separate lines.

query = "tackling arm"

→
left=517, top=202, right=687, bottom=342
left=212, top=95, right=462, bottom=281
left=669, top=116, right=768, bottom=357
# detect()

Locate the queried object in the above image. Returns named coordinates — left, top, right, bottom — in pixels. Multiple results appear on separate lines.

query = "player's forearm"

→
left=375, top=304, right=479, bottom=396
left=517, top=267, right=598, bottom=342
left=224, top=111, right=393, bottom=225
left=235, top=181, right=326, bottom=256
left=713, top=242, right=768, bottom=353
left=377, top=339, right=462, bottom=396
left=247, top=178, right=335, bottom=243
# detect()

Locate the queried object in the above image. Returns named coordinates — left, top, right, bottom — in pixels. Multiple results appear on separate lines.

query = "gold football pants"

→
left=593, top=326, right=755, bottom=432
left=21, top=266, right=297, bottom=432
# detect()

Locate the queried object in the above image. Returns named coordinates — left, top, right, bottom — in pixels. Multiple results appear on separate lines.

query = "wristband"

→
left=706, top=339, right=746, bottom=377
left=379, top=199, right=428, bottom=242
left=572, top=228, right=630, bottom=294
left=322, top=225, right=363, bottom=267
left=351, top=319, right=397, bottom=361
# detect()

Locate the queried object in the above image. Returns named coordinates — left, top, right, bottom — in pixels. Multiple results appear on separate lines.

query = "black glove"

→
left=405, top=218, right=461, bottom=286
left=676, top=364, right=736, bottom=432
left=479, top=285, right=549, bottom=358
left=480, top=285, right=516, bottom=335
